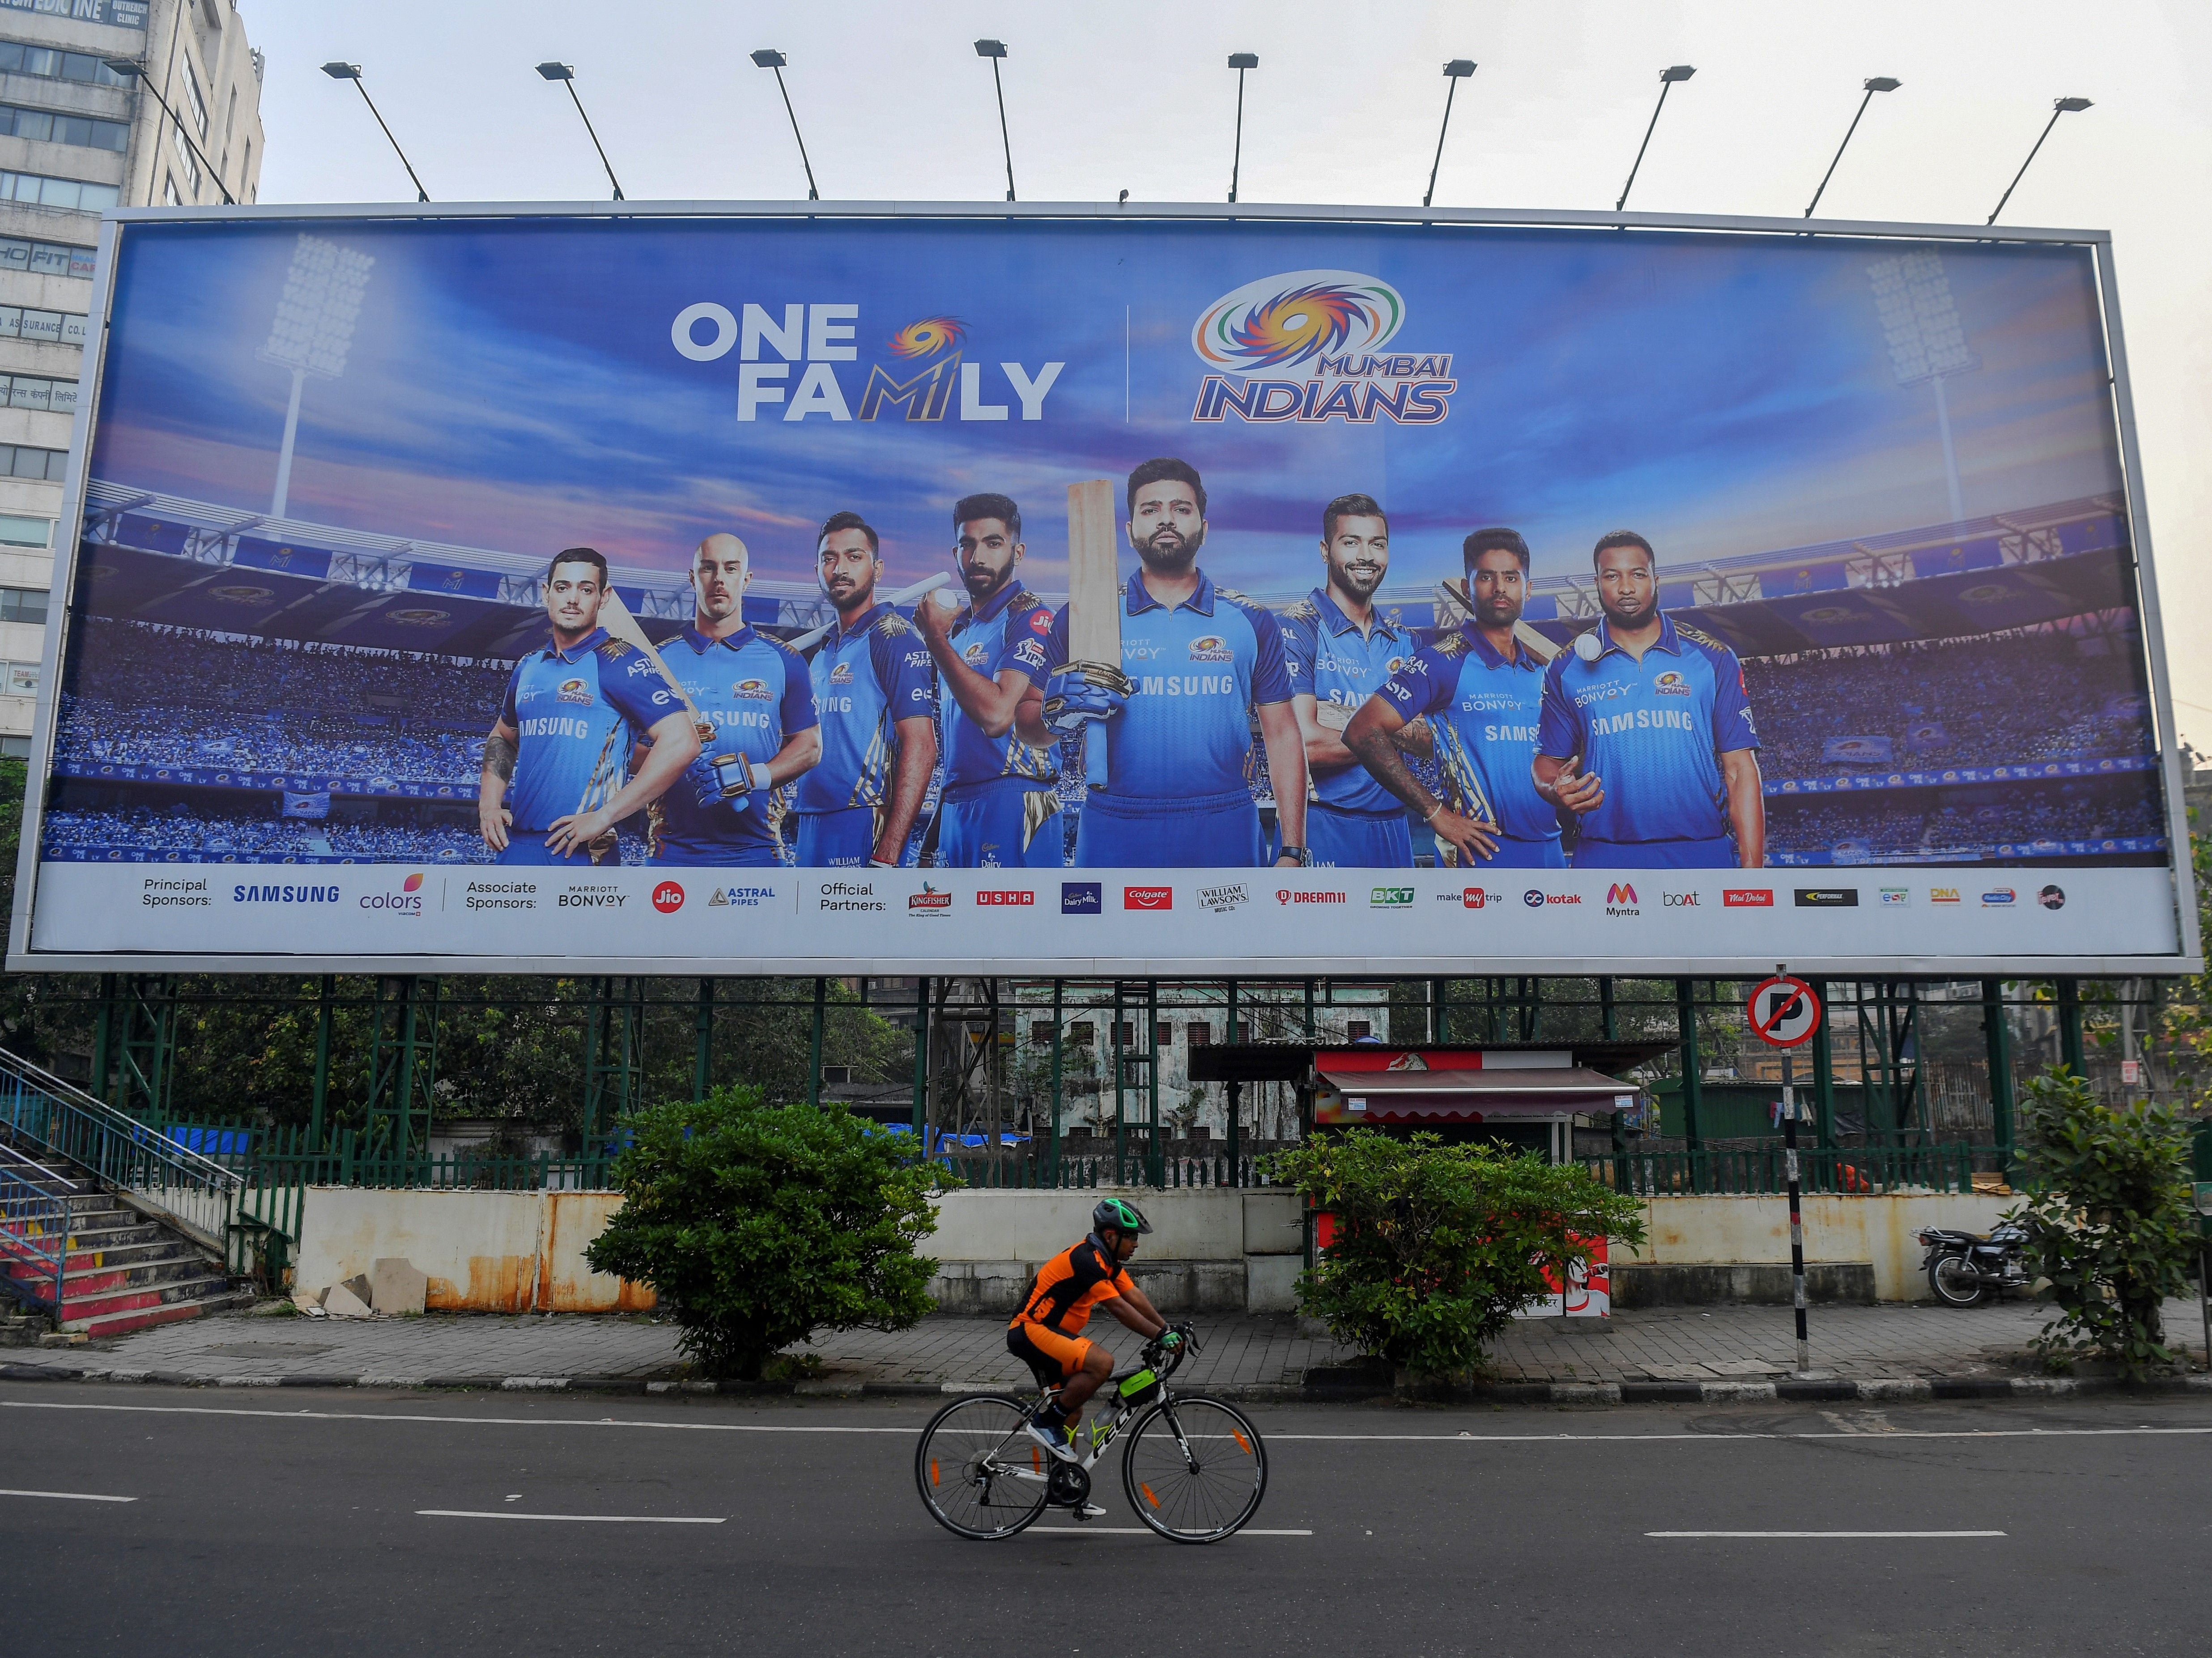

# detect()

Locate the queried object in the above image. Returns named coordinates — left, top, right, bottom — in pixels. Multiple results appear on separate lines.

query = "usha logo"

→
left=1190, top=269, right=1455, bottom=427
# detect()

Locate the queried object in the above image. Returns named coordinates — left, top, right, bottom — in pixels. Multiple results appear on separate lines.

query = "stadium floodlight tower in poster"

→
left=7, top=200, right=2199, bottom=978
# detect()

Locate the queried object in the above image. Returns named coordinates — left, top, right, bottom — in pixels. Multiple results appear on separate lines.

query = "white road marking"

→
left=418, top=1509, right=724, bottom=1524
left=1021, top=1527, right=1313, bottom=1537
left=0, top=1486, right=135, bottom=1503
left=1648, top=1530, right=2005, bottom=1539
left=3, top=1400, right=2208, bottom=1446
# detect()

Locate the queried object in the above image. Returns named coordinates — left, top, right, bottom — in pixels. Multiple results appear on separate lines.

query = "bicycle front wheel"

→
left=915, top=1394, right=1052, bottom=1540
left=1121, top=1394, right=1268, bottom=1543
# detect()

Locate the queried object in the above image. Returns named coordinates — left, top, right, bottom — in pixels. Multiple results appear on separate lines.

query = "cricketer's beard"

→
left=1331, top=552, right=1387, bottom=603
left=1135, top=521, right=1205, bottom=576
left=1600, top=589, right=1658, bottom=632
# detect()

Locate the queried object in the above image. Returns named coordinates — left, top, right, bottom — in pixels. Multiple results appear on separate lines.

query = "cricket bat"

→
left=1437, top=575, right=1560, bottom=664
left=786, top=571, right=955, bottom=653
left=1065, top=479, right=1121, bottom=789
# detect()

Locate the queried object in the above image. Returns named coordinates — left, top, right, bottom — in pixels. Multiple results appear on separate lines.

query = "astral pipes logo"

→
left=1190, top=269, right=1454, bottom=426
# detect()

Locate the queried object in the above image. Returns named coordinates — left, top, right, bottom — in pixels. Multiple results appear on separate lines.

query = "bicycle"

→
left=914, top=1321, right=1268, bottom=1544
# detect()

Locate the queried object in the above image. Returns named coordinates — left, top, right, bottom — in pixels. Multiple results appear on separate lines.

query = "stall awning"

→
left=1317, top=1065, right=1640, bottom=1124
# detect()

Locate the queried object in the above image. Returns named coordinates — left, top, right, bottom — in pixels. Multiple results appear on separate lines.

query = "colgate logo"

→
left=652, top=881, right=685, bottom=914
left=1124, top=887, right=1173, bottom=910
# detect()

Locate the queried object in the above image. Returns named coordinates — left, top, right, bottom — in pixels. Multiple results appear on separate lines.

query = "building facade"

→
left=0, top=0, right=264, bottom=756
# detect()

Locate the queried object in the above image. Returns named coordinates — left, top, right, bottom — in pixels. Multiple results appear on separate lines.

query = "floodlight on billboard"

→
left=1867, top=249, right=1979, bottom=523
left=257, top=231, right=374, bottom=519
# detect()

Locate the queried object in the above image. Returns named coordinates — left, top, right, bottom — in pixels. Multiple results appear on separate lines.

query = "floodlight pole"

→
left=100, top=57, right=234, bottom=204
left=975, top=41, right=1015, bottom=203
left=321, top=63, right=430, bottom=203
left=1805, top=77, right=1899, bottom=218
left=1227, top=53, right=1256, bottom=204
left=1424, top=60, right=1476, bottom=209
left=1988, top=98, right=2092, bottom=225
left=751, top=51, right=819, bottom=201
left=1616, top=65, right=1694, bottom=212
left=271, top=367, right=307, bottom=520
left=536, top=64, right=625, bottom=201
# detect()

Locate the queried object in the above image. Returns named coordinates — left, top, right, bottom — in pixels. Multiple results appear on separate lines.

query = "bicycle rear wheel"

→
left=915, top=1394, right=1052, bottom=1540
left=1121, top=1394, right=1267, bottom=1543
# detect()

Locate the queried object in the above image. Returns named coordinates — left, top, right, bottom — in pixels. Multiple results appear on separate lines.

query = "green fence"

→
left=1585, top=1142, right=2000, bottom=1197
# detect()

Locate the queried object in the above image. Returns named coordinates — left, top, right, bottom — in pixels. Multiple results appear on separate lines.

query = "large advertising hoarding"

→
left=9, top=204, right=2195, bottom=974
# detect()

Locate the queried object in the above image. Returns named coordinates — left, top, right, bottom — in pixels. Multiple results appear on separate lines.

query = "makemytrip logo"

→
left=977, top=890, right=1034, bottom=906
left=361, top=872, right=425, bottom=914
left=1370, top=887, right=1414, bottom=909
left=652, top=880, right=685, bottom=914
left=1723, top=889, right=1774, bottom=908
left=1459, top=888, right=1500, bottom=909
left=1124, top=886, right=1173, bottom=910
left=1188, top=268, right=1454, bottom=426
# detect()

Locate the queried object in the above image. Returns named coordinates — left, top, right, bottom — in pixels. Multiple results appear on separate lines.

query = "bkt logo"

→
left=1124, top=886, right=1173, bottom=911
left=1061, top=882, right=1102, bottom=914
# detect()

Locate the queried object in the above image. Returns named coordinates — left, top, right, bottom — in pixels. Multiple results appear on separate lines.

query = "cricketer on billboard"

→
left=15, top=210, right=2188, bottom=969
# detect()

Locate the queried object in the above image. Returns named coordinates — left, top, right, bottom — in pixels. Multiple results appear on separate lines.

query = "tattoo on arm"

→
left=1347, top=726, right=1437, bottom=820
left=484, top=732, right=517, bottom=782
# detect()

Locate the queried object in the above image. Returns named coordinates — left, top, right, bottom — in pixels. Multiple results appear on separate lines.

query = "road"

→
left=2, top=1381, right=2205, bottom=1656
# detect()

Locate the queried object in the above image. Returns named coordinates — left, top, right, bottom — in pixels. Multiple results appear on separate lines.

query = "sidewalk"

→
left=6, top=1298, right=2206, bottom=1403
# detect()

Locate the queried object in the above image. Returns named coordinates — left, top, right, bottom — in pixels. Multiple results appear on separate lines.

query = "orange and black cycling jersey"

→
left=1010, top=1235, right=1134, bottom=1336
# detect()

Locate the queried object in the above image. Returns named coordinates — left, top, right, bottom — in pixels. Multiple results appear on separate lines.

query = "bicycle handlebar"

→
left=1141, top=1321, right=1201, bottom=1377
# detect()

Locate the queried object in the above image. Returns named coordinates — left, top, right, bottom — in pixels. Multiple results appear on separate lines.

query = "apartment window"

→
left=0, top=103, right=128, bottom=152
left=181, top=70, right=208, bottom=141
left=0, top=43, right=134, bottom=88
left=170, top=128, right=200, bottom=196
left=0, top=445, right=66, bottom=481
left=0, top=172, right=119, bottom=212
left=1228, top=1021, right=1247, bottom=1043
left=223, top=86, right=235, bottom=147
left=240, top=137, right=250, bottom=192
left=0, top=735, right=26, bottom=758
left=820, top=1065, right=851, bottom=1085
left=1187, top=1023, right=1211, bottom=1046
left=0, top=519, right=49, bottom=551
left=0, top=238, right=94, bottom=278
left=6, top=659, right=36, bottom=695
left=0, top=586, right=47, bottom=621
left=1029, top=1021, right=1053, bottom=1046
left=0, top=374, right=75, bottom=414
left=0, top=307, right=87, bottom=345
left=1067, top=1021, right=1094, bottom=1046
left=1345, top=1020, right=1373, bottom=1041
left=162, top=172, right=179, bottom=207
left=1115, top=1020, right=1135, bottom=1047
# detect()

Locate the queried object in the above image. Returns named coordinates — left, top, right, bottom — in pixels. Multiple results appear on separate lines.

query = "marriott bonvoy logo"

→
left=1190, top=269, right=1455, bottom=426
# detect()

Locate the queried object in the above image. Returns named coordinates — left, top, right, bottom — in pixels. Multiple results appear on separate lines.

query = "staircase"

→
left=0, top=1051, right=251, bottom=1338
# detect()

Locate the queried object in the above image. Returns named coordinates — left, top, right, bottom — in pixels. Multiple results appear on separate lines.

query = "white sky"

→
left=240, top=0, right=2212, bottom=748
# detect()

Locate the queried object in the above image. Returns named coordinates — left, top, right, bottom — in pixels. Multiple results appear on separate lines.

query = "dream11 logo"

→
left=1189, top=269, right=1456, bottom=426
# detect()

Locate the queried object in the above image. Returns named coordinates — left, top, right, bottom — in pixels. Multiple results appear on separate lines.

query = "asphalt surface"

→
left=4, top=1381, right=2206, bottom=1656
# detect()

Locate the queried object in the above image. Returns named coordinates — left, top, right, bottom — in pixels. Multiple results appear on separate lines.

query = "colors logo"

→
left=1191, top=270, right=1403, bottom=373
left=652, top=880, right=685, bottom=914
left=1124, top=886, right=1173, bottom=910
left=361, top=871, right=425, bottom=914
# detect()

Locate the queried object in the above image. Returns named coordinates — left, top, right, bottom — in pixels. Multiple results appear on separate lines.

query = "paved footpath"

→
left=5, top=1297, right=2206, bottom=1402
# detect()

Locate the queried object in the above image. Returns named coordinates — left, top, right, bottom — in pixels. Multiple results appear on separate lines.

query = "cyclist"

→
left=1009, top=1197, right=1180, bottom=1492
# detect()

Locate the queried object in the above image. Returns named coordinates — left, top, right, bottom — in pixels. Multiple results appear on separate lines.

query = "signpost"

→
left=1749, top=969, right=1823, bottom=1377
left=2195, top=1178, right=2212, bottom=1376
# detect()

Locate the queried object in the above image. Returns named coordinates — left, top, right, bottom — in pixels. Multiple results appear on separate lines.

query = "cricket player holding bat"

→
left=1020, top=459, right=1308, bottom=869
left=646, top=532, right=820, bottom=867
left=1279, top=493, right=1415, bottom=867
left=791, top=510, right=940, bottom=867
left=477, top=547, right=701, bottom=866
left=910, top=492, right=1062, bottom=868
left=1345, top=528, right=1562, bottom=868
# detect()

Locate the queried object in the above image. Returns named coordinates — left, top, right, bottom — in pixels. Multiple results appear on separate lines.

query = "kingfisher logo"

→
left=1190, top=268, right=1454, bottom=426
left=1061, top=882, right=1102, bottom=914
left=1124, top=886, right=1173, bottom=910
left=1723, top=889, right=1774, bottom=907
left=909, top=884, right=953, bottom=913
left=651, top=880, right=685, bottom=914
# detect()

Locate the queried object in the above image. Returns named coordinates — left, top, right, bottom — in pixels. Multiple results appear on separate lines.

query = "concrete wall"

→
left=1615, top=1192, right=2012, bottom=1301
left=295, top=1188, right=655, bottom=1314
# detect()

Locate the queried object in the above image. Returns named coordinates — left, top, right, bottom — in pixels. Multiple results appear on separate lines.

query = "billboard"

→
left=9, top=203, right=2195, bottom=974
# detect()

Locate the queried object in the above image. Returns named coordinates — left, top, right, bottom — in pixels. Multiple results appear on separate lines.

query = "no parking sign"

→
left=1747, top=975, right=1822, bottom=1048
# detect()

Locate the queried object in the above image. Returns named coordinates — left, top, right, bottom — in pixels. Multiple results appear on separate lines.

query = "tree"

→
left=2008, top=1067, right=2197, bottom=1378
left=584, top=1085, right=945, bottom=1379
left=1271, top=1128, right=1647, bottom=1380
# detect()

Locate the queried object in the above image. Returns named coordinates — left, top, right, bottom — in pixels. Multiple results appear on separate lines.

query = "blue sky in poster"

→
left=86, top=217, right=2122, bottom=596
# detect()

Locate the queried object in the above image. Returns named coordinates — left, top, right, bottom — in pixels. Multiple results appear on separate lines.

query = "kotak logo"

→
left=1723, top=889, right=1774, bottom=907
left=976, top=890, right=1034, bottom=906
left=1523, top=890, right=1579, bottom=907
left=1124, top=886, right=1173, bottom=910
left=651, top=880, right=685, bottom=914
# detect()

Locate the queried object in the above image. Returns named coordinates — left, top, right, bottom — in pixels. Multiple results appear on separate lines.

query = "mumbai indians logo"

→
left=1190, top=269, right=1454, bottom=426
left=1191, top=270, right=1402, bottom=372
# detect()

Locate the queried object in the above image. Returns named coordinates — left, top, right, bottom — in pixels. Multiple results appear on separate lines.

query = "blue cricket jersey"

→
left=1535, top=614, right=1759, bottom=847
left=941, top=581, right=1058, bottom=797
left=1036, top=568, right=1293, bottom=806
left=796, top=601, right=939, bottom=814
left=1381, top=624, right=1556, bottom=843
left=1279, top=587, right=1410, bottom=816
left=498, top=627, right=675, bottom=832
left=651, top=622, right=817, bottom=860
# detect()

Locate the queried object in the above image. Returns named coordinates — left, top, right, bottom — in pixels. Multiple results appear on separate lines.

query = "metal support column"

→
left=364, top=975, right=438, bottom=1162
left=910, top=977, right=931, bottom=1138
left=1982, top=978, right=2016, bottom=1165
left=693, top=977, right=715, bottom=1101
left=1599, top=976, right=1616, bottom=1040
left=1676, top=978, right=1704, bottom=1182
left=582, top=975, right=645, bottom=1142
left=2057, top=978, right=2085, bottom=1076
left=807, top=977, right=827, bottom=1107
left=1049, top=978, right=1063, bottom=1182
left=1225, top=978, right=1240, bottom=1185
left=1146, top=979, right=1161, bottom=1187
left=310, top=974, right=335, bottom=1147
left=1111, top=983, right=1127, bottom=1178
left=1808, top=976, right=1837, bottom=1149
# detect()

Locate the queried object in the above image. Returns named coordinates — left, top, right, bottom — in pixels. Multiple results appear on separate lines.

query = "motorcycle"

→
left=1918, top=1223, right=2031, bottom=1307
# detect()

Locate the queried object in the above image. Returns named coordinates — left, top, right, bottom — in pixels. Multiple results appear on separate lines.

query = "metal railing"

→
left=1586, top=1142, right=1999, bottom=1197
left=0, top=1048, right=242, bottom=1253
left=0, top=1139, right=69, bottom=1313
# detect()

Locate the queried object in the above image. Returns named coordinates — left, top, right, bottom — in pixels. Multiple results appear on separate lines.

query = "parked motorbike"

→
left=1918, top=1224, right=2031, bottom=1307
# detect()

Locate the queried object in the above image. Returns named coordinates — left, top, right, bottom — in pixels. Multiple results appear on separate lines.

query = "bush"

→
left=1270, top=1129, right=1647, bottom=1380
left=2008, top=1067, right=2197, bottom=1378
left=584, top=1086, right=947, bottom=1379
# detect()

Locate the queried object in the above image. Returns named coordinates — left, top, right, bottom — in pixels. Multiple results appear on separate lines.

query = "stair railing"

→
left=0, top=1048, right=241, bottom=1253
left=0, top=1139, right=69, bottom=1313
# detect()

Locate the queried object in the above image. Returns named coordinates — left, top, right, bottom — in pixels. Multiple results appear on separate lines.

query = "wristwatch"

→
left=1276, top=844, right=1311, bottom=867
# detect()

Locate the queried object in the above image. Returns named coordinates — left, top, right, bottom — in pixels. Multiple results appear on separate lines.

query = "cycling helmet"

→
left=1093, top=1196, right=1153, bottom=1236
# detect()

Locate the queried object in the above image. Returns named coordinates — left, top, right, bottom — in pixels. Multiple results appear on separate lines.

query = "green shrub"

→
left=2008, top=1067, right=2197, bottom=1378
left=1270, top=1129, right=1646, bottom=1380
left=584, top=1086, right=947, bottom=1379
